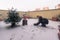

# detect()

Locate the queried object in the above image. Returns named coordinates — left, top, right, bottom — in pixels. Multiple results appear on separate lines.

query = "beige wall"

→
left=0, top=9, right=60, bottom=20
left=0, top=10, right=8, bottom=20
left=26, top=9, right=60, bottom=19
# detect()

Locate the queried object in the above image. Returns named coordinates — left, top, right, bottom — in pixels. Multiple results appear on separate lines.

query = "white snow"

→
left=0, top=19, right=60, bottom=40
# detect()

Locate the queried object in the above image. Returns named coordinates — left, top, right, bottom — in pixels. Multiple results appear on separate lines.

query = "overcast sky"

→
left=0, top=0, right=60, bottom=11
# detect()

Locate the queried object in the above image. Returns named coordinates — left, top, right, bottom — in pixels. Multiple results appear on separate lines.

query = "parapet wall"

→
left=0, top=9, right=60, bottom=20
left=26, top=9, right=60, bottom=19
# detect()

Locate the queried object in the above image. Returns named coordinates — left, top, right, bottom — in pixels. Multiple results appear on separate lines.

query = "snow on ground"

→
left=0, top=19, right=60, bottom=40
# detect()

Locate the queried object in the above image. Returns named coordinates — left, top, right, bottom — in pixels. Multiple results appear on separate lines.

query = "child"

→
left=22, top=15, right=28, bottom=26
left=34, top=16, right=49, bottom=27
left=58, top=25, right=60, bottom=40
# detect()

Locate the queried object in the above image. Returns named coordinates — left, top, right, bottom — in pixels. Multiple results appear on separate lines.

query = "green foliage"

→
left=5, top=9, right=22, bottom=23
